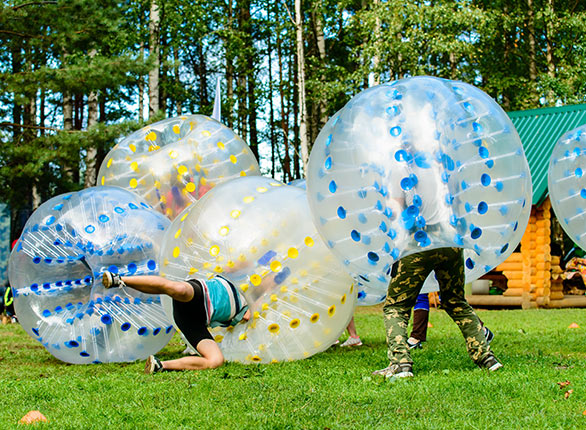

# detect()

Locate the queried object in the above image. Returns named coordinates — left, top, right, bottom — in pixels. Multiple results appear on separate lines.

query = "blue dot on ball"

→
left=351, top=230, right=361, bottom=242
left=147, top=259, right=157, bottom=271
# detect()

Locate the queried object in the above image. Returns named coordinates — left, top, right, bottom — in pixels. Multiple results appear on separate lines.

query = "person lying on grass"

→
left=102, top=271, right=250, bottom=374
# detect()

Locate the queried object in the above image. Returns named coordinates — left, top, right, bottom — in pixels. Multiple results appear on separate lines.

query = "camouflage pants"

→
left=383, top=247, right=491, bottom=365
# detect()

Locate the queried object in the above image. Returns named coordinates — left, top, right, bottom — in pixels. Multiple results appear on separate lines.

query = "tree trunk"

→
left=197, top=42, right=208, bottom=113
left=277, top=22, right=291, bottom=182
left=225, top=0, right=234, bottom=129
left=544, top=0, right=556, bottom=105
left=267, top=3, right=276, bottom=178
left=295, top=0, right=309, bottom=174
left=148, top=0, right=161, bottom=118
left=138, top=43, right=145, bottom=121
left=311, top=5, right=328, bottom=142
left=526, top=0, right=539, bottom=106
left=292, top=48, right=300, bottom=180
left=84, top=51, right=99, bottom=188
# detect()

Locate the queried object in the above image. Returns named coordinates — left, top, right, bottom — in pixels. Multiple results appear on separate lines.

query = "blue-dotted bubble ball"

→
left=549, top=125, right=586, bottom=251
left=306, top=112, right=389, bottom=305
left=158, top=176, right=357, bottom=364
left=98, top=115, right=261, bottom=220
left=8, top=186, right=174, bottom=364
left=306, top=76, right=532, bottom=283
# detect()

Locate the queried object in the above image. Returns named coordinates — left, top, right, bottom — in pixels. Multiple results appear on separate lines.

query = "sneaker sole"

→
left=386, top=371, right=413, bottom=379
left=488, top=362, right=503, bottom=372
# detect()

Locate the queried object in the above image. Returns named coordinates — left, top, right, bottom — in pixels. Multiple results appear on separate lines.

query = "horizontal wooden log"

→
left=538, top=295, right=586, bottom=308
left=496, top=261, right=523, bottom=271
left=503, top=286, right=525, bottom=296
left=466, top=295, right=524, bottom=307
left=502, top=270, right=523, bottom=280
left=504, top=252, right=523, bottom=262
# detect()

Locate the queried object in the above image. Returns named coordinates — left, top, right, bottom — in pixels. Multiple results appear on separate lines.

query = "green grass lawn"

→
left=1, top=306, right=585, bottom=429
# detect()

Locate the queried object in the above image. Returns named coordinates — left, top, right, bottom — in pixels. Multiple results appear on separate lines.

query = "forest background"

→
left=1, top=0, right=586, bottom=240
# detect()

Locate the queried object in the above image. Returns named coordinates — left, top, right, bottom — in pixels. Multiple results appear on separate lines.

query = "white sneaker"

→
left=340, top=336, right=362, bottom=347
left=372, top=363, right=413, bottom=378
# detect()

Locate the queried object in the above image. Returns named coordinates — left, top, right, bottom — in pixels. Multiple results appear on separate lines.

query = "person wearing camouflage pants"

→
left=374, top=247, right=502, bottom=378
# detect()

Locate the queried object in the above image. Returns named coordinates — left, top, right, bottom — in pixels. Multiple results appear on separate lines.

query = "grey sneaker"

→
left=102, top=270, right=126, bottom=289
left=407, top=337, right=423, bottom=349
left=372, top=363, right=413, bottom=378
left=144, top=355, right=164, bottom=374
left=477, top=354, right=503, bottom=372
left=340, top=336, right=362, bottom=347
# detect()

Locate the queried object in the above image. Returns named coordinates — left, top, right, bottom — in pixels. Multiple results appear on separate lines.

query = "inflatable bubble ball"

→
left=159, top=176, right=357, bottom=364
left=98, top=115, right=261, bottom=220
left=307, top=76, right=532, bottom=284
left=8, top=186, right=174, bottom=364
left=549, top=124, right=586, bottom=251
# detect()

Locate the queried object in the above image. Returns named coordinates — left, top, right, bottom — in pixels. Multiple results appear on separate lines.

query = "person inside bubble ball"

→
left=102, top=271, right=250, bottom=373
left=372, top=158, right=502, bottom=378
left=372, top=248, right=502, bottom=379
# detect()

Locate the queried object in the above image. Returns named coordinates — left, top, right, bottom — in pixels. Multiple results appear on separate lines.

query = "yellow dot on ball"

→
left=287, top=248, right=299, bottom=259
left=252, top=355, right=262, bottom=362
left=289, top=319, right=300, bottom=329
left=209, top=245, right=220, bottom=257
left=217, top=141, right=225, bottom=150
left=130, top=162, right=139, bottom=172
left=253, top=311, right=260, bottom=319
left=180, top=211, right=189, bottom=222
left=169, top=150, right=178, bottom=159
left=328, top=305, right=336, bottom=317
left=214, top=266, right=223, bottom=273
left=270, top=182, right=282, bottom=187
left=243, top=196, right=254, bottom=204
left=173, top=124, right=181, bottom=134
left=229, top=155, right=237, bottom=164
left=165, top=208, right=173, bottom=217
left=154, top=180, right=161, bottom=189
left=189, top=267, right=197, bottom=275
left=214, top=335, right=224, bottom=342
left=177, top=165, right=188, bottom=175
left=239, top=332, right=247, bottom=341
left=280, top=286, right=288, bottom=293
left=185, top=182, right=196, bottom=193
left=270, top=294, right=278, bottom=302
left=270, top=261, right=282, bottom=272
left=230, top=210, right=241, bottom=219
left=261, top=303, right=269, bottom=311
left=219, top=226, right=229, bottom=236
left=202, top=130, right=211, bottom=137
left=129, top=178, right=138, bottom=188
left=310, top=313, right=320, bottom=323
left=200, top=177, right=207, bottom=186
left=304, top=237, right=314, bottom=247
left=146, top=131, right=157, bottom=141
left=195, top=164, right=201, bottom=173
left=239, top=283, right=249, bottom=292
left=250, top=274, right=261, bottom=286
left=174, top=228, right=182, bottom=238
left=257, top=187, right=269, bottom=194
left=240, top=171, right=247, bottom=176
left=172, top=247, right=180, bottom=258
left=268, top=323, right=280, bottom=334
left=129, top=143, right=136, bottom=153
left=148, top=144, right=159, bottom=152
left=106, top=158, right=113, bottom=168
left=341, top=294, right=347, bottom=304
left=100, top=177, right=105, bottom=185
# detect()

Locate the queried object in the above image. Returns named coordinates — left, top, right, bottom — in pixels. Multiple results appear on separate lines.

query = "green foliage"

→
left=1, top=307, right=585, bottom=428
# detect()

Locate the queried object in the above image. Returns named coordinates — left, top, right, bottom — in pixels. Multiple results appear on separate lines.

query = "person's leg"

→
left=102, top=271, right=194, bottom=302
left=340, top=317, right=362, bottom=347
left=409, top=293, right=430, bottom=347
left=153, top=339, right=224, bottom=372
left=434, top=248, right=497, bottom=367
left=382, top=251, right=434, bottom=366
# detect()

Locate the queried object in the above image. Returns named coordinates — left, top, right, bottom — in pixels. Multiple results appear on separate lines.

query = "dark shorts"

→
left=172, top=279, right=213, bottom=350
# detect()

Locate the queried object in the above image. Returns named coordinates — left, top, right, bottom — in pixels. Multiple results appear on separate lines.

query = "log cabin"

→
left=467, top=104, right=586, bottom=309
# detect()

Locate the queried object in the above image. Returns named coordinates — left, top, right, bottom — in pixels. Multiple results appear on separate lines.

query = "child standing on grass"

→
left=102, top=271, right=249, bottom=374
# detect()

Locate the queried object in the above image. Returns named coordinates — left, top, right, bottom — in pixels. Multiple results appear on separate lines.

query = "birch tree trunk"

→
left=295, top=0, right=309, bottom=174
left=526, top=0, right=539, bottom=105
left=138, top=43, right=145, bottom=120
left=148, top=0, right=160, bottom=118
left=84, top=51, right=99, bottom=187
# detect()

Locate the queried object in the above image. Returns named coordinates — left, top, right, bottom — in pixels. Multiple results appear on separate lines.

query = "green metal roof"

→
left=508, top=104, right=586, bottom=206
